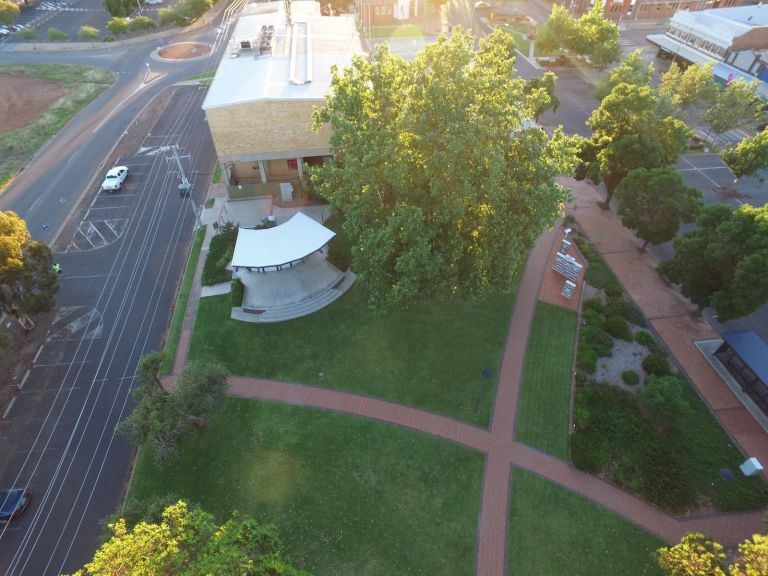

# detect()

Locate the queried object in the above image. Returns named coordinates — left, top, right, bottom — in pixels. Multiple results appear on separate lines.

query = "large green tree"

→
left=535, top=4, right=576, bottom=56
left=658, top=203, right=768, bottom=320
left=616, top=167, right=701, bottom=250
left=118, top=352, right=228, bottom=462
left=703, top=78, right=765, bottom=137
left=722, top=128, right=768, bottom=186
left=658, top=62, right=719, bottom=111
left=0, top=211, right=59, bottom=330
left=70, top=501, right=310, bottom=576
left=580, top=83, right=690, bottom=208
left=311, top=29, right=579, bottom=310
left=573, top=0, right=621, bottom=69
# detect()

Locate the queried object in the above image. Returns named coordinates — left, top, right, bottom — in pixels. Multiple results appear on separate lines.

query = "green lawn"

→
left=127, top=398, right=484, bottom=576
left=514, top=302, right=578, bottom=458
left=508, top=468, right=663, bottom=576
left=161, top=226, right=205, bottom=373
left=191, top=285, right=515, bottom=425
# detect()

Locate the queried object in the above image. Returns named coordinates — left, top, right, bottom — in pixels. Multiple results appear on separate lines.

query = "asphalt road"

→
left=0, top=6, right=233, bottom=572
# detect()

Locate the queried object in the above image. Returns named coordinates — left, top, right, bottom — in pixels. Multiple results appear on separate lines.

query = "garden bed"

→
left=570, top=233, right=768, bottom=513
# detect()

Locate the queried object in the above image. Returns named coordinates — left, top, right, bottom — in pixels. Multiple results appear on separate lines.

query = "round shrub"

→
left=604, top=299, right=624, bottom=318
left=605, top=283, right=623, bottom=299
left=621, top=370, right=640, bottom=386
left=604, top=315, right=632, bottom=341
left=583, top=297, right=604, bottom=315
left=47, top=27, right=69, bottom=41
left=129, top=15, right=157, bottom=31
left=642, top=353, right=671, bottom=377
left=634, top=331, right=655, bottom=347
left=18, top=28, right=36, bottom=41
left=577, top=345, right=598, bottom=373
left=106, top=17, right=129, bottom=35
left=581, top=325, right=613, bottom=357
left=104, top=35, right=114, bottom=42
left=78, top=25, right=100, bottom=40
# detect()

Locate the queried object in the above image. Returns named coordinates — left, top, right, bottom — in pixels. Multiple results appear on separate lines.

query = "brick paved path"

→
left=166, top=204, right=767, bottom=575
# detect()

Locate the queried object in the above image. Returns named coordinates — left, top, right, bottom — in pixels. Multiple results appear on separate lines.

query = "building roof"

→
left=669, top=5, right=768, bottom=49
left=203, top=1, right=362, bottom=110
left=722, top=331, right=768, bottom=385
left=231, top=211, right=335, bottom=269
left=646, top=34, right=715, bottom=65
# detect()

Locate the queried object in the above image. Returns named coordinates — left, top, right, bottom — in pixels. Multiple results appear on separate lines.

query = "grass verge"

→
left=191, top=285, right=515, bottom=425
left=508, top=468, right=663, bottom=576
left=161, top=226, right=205, bottom=374
left=0, top=64, right=114, bottom=187
left=127, top=398, right=484, bottom=576
left=514, top=302, right=578, bottom=458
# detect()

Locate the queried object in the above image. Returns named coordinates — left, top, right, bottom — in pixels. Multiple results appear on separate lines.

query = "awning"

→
left=231, top=211, right=336, bottom=269
left=645, top=34, right=716, bottom=66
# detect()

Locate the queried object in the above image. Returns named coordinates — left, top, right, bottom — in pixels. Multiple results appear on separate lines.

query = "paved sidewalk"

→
left=562, top=177, right=768, bottom=472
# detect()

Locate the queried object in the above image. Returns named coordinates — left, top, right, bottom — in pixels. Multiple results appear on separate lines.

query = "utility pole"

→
left=165, top=145, right=202, bottom=230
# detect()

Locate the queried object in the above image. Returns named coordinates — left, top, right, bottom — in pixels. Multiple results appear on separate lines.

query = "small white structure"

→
left=740, top=457, right=764, bottom=477
left=231, top=211, right=335, bottom=273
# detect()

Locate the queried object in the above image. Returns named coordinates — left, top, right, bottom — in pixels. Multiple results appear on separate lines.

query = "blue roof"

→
left=722, top=331, right=768, bottom=384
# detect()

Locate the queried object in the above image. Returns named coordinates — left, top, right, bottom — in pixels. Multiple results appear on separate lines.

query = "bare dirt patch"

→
left=158, top=42, right=212, bottom=60
left=0, top=75, right=67, bottom=134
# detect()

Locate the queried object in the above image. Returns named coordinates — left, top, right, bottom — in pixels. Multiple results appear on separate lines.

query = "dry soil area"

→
left=0, top=75, right=67, bottom=133
left=158, top=42, right=212, bottom=59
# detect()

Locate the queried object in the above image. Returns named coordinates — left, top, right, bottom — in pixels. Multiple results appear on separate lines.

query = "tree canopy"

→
left=0, top=0, right=20, bottom=26
left=616, top=167, right=701, bottom=250
left=524, top=71, right=560, bottom=121
left=593, top=49, right=654, bottom=101
left=0, top=211, right=59, bottom=329
left=722, top=128, right=768, bottom=183
left=702, top=78, right=765, bottom=136
left=311, top=29, right=579, bottom=310
left=579, top=81, right=690, bottom=208
left=69, top=501, right=310, bottom=576
left=658, top=62, right=719, bottom=111
left=118, top=352, right=228, bottom=463
left=536, top=1, right=620, bottom=69
left=657, top=529, right=768, bottom=576
left=658, top=203, right=768, bottom=321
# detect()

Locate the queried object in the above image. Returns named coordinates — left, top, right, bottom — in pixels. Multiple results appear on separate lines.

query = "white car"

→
left=0, top=27, right=10, bottom=38
left=101, top=166, right=128, bottom=191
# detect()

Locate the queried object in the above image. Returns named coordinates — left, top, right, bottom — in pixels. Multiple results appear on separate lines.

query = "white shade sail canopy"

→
left=231, top=211, right=335, bottom=269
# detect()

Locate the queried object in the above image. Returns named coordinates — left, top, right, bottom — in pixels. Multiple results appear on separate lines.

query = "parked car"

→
left=0, top=489, right=31, bottom=522
left=101, top=166, right=128, bottom=191
left=0, top=27, right=11, bottom=38
left=145, top=0, right=163, bottom=5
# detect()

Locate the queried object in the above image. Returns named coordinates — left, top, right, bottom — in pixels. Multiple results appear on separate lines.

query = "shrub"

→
left=620, top=300, right=646, bottom=327
left=604, top=283, right=623, bottom=299
left=583, top=297, right=604, bottom=315
left=177, top=0, right=213, bottom=20
left=574, top=236, right=619, bottom=289
left=575, top=370, right=588, bottom=385
left=106, top=17, right=130, bottom=35
left=78, top=25, right=100, bottom=40
left=604, top=299, right=624, bottom=318
left=202, top=223, right=237, bottom=286
left=642, top=353, right=671, bottom=377
left=104, top=0, right=134, bottom=17
left=159, top=7, right=187, bottom=26
left=604, top=315, right=632, bottom=341
left=18, top=28, right=36, bottom=41
left=47, top=27, right=69, bottom=41
left=230, top=278, right=244, bottom=307
left=634, top=330, right=655, bottom=347
left=104, top=35, right=114, bottom=42
left=581, top=325, right=613, bottom=357
left=621, top=370, right=639, bottom=386
left=577, top=345, right=597, bottom=373
left=129, top=15, right=156, bottom=31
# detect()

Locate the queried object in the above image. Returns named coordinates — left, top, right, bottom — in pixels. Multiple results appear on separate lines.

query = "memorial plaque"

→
left=552, top=252, right=583, bottom=281
left=561, top=280, right=576, bottom=299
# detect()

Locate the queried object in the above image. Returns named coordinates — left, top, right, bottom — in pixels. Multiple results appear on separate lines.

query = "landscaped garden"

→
left=514, top=302, right=578, bottom=459
left=508, top=468, right=664, bottom=576
left=126, top=398, right=484, bottom=576
left=570, top=234, right=768, bottom=513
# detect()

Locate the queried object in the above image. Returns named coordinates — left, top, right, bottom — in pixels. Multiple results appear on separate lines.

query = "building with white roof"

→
left=647, top=4, right=768, bottom=99
left=202, top=0, right=363, bottom=185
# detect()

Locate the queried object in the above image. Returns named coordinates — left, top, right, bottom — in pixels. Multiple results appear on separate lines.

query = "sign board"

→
left=553, top=252, right=583, bottom=281
left=561, top=280, right=576, bottom=300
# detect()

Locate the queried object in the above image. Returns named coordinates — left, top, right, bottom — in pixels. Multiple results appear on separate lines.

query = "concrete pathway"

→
left=165, top=195, right=768, bottom=574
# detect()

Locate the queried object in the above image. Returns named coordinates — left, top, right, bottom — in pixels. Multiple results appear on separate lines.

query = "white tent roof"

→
left=231, top=211, right=335, bottom=269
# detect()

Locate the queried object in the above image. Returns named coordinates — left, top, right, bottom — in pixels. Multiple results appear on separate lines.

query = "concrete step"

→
left=232, top=272, right=356, bottom=323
